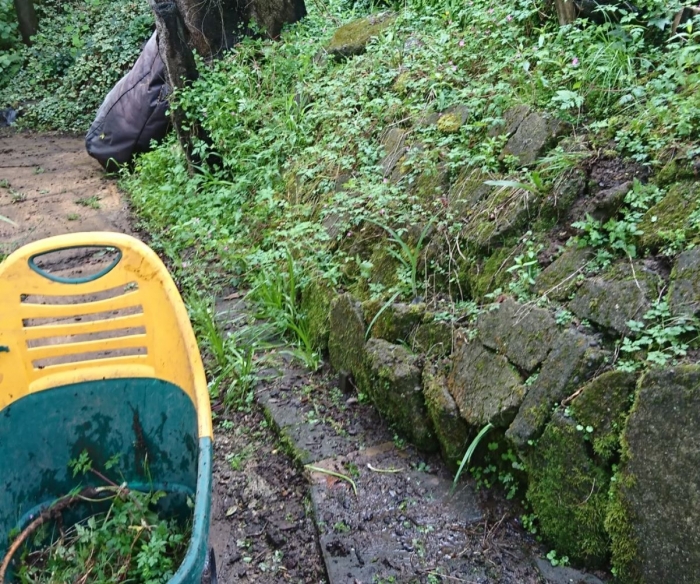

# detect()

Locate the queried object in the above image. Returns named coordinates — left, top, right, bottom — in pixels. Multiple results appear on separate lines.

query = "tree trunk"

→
left=148, top=0, right=307, bottom=170
left=148, top=0, right=210, bottom=171
left=554, top=0, right=577, bottom=25
left=174, top=0, right=306, bottom=59
left=13, top=0, right=38, bottom=45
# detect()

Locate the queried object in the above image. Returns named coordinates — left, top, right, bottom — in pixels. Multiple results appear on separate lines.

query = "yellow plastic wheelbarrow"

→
left=0, top=232, right=214, bottom=583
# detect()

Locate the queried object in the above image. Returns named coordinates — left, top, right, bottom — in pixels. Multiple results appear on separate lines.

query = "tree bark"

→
left=554, top=0, right=577, bottom=25
left=174, top=0, right=307, bottom=59
left=13, top=0, right=38, bottom=45
left=148, top=0, right=211, bottom=171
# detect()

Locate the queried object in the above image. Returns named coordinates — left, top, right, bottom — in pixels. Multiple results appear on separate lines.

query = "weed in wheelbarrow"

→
left=2, top=452, right=192, bottom=584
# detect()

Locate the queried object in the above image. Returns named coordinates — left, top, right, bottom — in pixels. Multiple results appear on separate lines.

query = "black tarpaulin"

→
left=85, top=32, right=170, bottom=170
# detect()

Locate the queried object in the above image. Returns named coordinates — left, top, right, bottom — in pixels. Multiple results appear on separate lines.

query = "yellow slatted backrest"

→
left=0, top=232, right=212, bottom=439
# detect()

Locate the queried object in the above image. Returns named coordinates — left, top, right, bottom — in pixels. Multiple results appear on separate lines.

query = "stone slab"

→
left=308, top=443, right=484, bottom=584
left=477, top=298, right=559, bottom=372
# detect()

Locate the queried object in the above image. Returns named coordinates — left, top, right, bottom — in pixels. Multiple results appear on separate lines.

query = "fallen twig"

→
left=367, top=463, right=403, bottom=473
left=305, top=465, right=357, bottom=496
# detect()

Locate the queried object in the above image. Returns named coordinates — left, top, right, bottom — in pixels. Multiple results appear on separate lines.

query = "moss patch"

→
left=569, top=370, right=638, bottom=462
left=506, top=330, right=608, bottom=449
left=638, top=180, right=700, bottom=251
left=461, top=182, right=542, bottom=251
left=612, top=366, right=700, bottom=584
left=447, top=168, right=496, bottom=216
left=368, top=243, right=401, bottom=289
left=525, top=412, right=611, bottom=567
left=410, top=318, right=453, bottom=357
left=301, top=276, right=336, bottom=352
left=363, top=301, right=426, bottom=342
left=467, top=245, right=515, bottom=300
left=364, top=338, right=438, bottom=451
left=327, top=12, right=397, bottom=59
left=328, top=293, right=368, bottom=388
left=423, top=366, right=470, bottom=469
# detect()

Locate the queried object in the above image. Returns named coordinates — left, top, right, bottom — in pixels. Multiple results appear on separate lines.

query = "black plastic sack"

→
left=86, top=32, right=170, bottom=170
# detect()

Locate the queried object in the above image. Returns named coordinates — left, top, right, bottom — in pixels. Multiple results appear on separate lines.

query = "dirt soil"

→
left=0, top=130, right=609, bottom=584
left=0, top=129, right=131, bottom=256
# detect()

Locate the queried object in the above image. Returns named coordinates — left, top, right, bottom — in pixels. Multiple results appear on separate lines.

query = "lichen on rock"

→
left=568, top=260, right=660, bottom=336
left=488, top=104, right=531, bottom=138
left=423, top=365, right=470, bottom=468
left=500, top=111, right=567, bottom=167
left=477, top=298, right=559, bottom=372
left=506, top=329, right=607, bottom=449
left=380, top=127, right=408, bottom=177
left=364, top=338, right=438, bottom=451
left=669, top=247, right=700, bottom=317
left=611, top=366, right=700, bottom=584
left=447, top=338, right=525, bottom=430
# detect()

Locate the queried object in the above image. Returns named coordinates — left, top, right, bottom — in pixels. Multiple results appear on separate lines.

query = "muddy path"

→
left=0, top=130, right=131, bottom=255
left=0, top=131, right=607, bottom=584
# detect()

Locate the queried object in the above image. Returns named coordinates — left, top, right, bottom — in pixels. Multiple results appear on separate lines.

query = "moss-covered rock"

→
left=423, top=365, right=470, bottom=468
left=447, top=338, right=525, bottom=429
left=654, top=157, right=696, bottom=188
left=364, top=338, right=438, bottom=451
left=542, top=167, right=588, bottom=220
left=413, top=163, right=450, bottom=202
left=380, top=127, right=408, bottom=176
left=301, top=277, right=336, bottom=352
left=525, top=412, right=611, bottom=567
left=436, top=104, right=469, bottom=134
left=365, top=243, right=401, bottom=290
left=363, top=301, right=426, bottom=342
left=535, top=246, right=593, bottom=301
left=392, top=71, right=412, bottom=94
left=477, top=298, right=559, bottom=372
left=569, top=370, right=638, bottom=461
left=638, top=181, right=700, bottom=251
left=506, top=330, right=607, bottom=449
left=447, top=168, right=496, bottom=216
left=328, top=293, right=367, bottom=381
left=500, top=111, right=567, bottom=167
left=611, top=366, right=700, bottom=584
left=669, top=247, right=700, bottom=317
left=410, top=318, right=453, bottom=357
left=488, top=104, right=531, bottom=138
left=467, top=245, right=516, bottom=300
left=326, top=12, right=396, bottom=59
left=569, top=260, right=660, bottom=336
left=461, top=181, right=542, bottom=251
